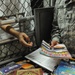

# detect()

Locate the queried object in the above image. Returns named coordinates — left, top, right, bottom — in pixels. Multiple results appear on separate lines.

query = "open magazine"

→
left=40, top=40, right=72, bottom=59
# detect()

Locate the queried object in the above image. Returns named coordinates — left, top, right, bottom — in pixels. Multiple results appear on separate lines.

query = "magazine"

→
left=54, top=61, right=75, bottom=75
left=25, top=47, right=61, bottom=72
left=40, top=40, right=72, bottom=59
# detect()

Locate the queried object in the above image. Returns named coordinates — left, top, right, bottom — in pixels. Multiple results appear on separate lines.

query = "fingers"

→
left=22, top=33, right=30, bottom=42
left=20, top=39, right=33, bottom=47
left=19, top=32, right=33, bottom=47
left=50, top=41, right=59, bottom=48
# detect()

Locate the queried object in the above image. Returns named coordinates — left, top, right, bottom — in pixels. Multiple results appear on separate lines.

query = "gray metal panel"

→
left=34, top=7, right=54, bottom=47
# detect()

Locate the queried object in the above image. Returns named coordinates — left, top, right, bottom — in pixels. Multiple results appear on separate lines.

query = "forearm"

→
left=51, top=2, right=61, bottom=42
left=51, top=21, right=60, bottom=42
left=1, top=25, right=20, bottom=38
left=0, top=17, right=20, bottom=38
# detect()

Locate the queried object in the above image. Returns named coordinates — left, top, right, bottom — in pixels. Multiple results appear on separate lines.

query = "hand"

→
left=18, top=32, right=33, bottom=47
left=50, top=40, right=59, bottom=47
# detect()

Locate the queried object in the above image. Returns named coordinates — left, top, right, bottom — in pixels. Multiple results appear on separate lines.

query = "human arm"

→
left=0, top=24, right=33, bottom=47
left=50, top=1, right=61, bottom=47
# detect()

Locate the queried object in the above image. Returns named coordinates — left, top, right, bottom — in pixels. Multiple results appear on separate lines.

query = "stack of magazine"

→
left=40, top=40, right=72, bottom=59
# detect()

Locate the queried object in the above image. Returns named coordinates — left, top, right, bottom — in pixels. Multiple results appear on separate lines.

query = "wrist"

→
left=6, top=26, right=20, bottom=38
left=14, top=31, right=20, bottom=38
left=52, top=37, right=60, bottom=43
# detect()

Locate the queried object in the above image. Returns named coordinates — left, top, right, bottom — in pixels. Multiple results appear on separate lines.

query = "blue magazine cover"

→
left=54, top=61, right=75, bottom=75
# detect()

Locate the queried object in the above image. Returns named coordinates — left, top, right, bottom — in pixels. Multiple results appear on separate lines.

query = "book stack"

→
left=0, top=60, right=43, bottom=75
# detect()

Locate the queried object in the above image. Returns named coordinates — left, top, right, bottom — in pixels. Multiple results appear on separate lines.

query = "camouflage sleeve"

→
left=51, top=0, right=61, bottom=42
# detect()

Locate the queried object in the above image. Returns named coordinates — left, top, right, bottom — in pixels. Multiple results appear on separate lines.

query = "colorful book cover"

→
left=0, top=63, right=21, bottom=75
left=8, top=68, right=43, bottom=75
left=40, top=40, right=72, bottom=59
left=54, top=61, right=75, bottom=75
left=16, top=68, right=43, bottom=75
